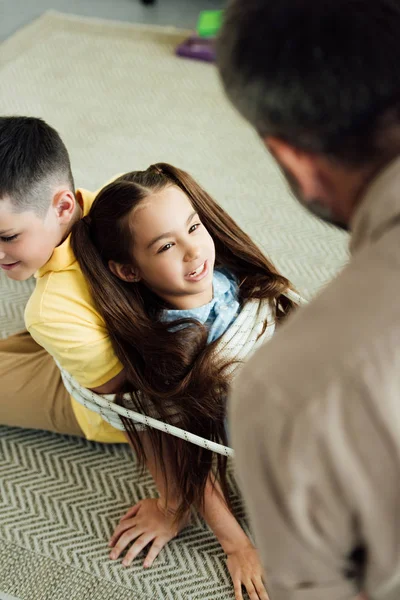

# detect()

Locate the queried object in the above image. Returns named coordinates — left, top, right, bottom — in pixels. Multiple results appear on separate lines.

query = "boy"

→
left=0, top=116, right=126, bottom=443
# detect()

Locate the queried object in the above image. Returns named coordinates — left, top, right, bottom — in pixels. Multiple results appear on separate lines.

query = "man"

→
left=217, top=0, right=400, bottom=598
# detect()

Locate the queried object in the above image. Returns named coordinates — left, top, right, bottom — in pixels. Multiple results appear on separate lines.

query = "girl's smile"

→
left=184, top=259, right=209, bottom=281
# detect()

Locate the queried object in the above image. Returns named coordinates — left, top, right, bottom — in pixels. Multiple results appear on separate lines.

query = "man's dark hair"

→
left=217, top=0, right=400, bottom=166
left=0, top=116, right=74, bottom=214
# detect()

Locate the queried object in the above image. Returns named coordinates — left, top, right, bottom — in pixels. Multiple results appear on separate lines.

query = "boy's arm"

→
left=90, top=368, right=126, bottom=394
left=27, top=319, right=123, bottom=390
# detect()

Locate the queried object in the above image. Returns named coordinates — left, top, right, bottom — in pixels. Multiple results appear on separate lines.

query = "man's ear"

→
left=265, top=136, right=323, bottom=199
left=52, top=189, right=76, bottom=224
left=108, top=261, right=141, bottom=283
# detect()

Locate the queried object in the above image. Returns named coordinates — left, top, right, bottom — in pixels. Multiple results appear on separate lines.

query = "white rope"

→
left=284, top=289, right=307, bottom=306
left=59, top=366, right=234, bottom=456
left=58, top=290, right=306, bottom=457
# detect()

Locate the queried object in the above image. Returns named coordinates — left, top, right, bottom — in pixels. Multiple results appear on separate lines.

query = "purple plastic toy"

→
left=176, top=36, right=216, bottom=63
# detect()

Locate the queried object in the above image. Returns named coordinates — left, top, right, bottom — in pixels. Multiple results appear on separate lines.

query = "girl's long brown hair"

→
left=71, top=163, right=295, bottom=519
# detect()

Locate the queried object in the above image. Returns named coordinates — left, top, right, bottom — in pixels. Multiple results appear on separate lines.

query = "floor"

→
left=0, top=0, right=223, bottom=42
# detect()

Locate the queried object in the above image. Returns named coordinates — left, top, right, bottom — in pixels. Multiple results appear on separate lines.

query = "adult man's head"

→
left=217, top=0, right=400, bottom=229
left=0, top=116, right=78, bottom=281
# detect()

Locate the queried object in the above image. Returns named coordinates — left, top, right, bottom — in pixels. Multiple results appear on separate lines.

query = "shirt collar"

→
left=350, top=156, right=400, bottom=254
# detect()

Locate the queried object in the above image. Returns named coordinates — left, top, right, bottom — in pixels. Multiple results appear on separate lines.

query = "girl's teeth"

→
left=190, top=263, right=204, bottom=277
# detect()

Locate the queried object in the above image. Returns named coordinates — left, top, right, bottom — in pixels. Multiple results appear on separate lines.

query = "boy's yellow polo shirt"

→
left=24, top=184, right=127, bottom=444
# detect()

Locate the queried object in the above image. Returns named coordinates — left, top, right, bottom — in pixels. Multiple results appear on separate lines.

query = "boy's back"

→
left=24, top=186, right=125, bottom=442
left=0, top=116, right=125, bottom=443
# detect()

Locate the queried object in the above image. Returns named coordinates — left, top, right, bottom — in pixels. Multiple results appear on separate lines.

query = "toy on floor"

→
left=176, top=36, right=216, bottom=62
left=175, top=9, right=223, bottom=63
left=197, top=9, right=223, bottom=38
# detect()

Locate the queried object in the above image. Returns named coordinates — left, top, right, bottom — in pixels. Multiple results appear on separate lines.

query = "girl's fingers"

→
left=119, top=502, right=142, bottom=522
left=108, top=518, right=137, bottom=547
left=233, top=579, right=244, bottom=600
left=243, top=579, right=259, bottom=600
left=253, top=576, right=269, bottom=600
left=109, top=526, right=144, bottom=559
left=122, top=533, right=155, bottom=567
left=143, top=538, right=166, bottom=568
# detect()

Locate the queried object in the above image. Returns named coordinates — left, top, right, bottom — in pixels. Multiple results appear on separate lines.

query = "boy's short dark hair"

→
left=0, top=116, right=74, bottom=215
left=217, top=0, right=400, bottom=166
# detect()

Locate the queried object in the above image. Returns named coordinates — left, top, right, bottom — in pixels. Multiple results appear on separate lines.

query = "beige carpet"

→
left=0, top=11, right=349, bottom=600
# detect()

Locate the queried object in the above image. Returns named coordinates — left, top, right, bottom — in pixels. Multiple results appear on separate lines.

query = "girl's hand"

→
left=108, top=498, right=190, bottom=568
left=226, top=543, right=269, bottom=600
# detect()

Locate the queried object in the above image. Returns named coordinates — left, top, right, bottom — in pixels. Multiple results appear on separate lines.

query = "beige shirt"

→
left=230, top=157, right=400, bottom=600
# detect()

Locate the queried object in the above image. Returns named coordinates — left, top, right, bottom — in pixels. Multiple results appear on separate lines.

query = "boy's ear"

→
left=108, top=261, right=141, bottom=283
left=52, top=189, right=76, bottom=224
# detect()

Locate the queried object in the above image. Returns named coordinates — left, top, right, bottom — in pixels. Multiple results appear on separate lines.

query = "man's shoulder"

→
left=235, top=242, right=400, bottom=423
left=235, top=243, right=400, bottom=400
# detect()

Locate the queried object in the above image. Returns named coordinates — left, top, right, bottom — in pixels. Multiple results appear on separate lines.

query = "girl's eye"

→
left=189, top=223, right=201, bottom=234
left=158, top=242, right=174, bottom=253
left=1, top=234, right=18, bottom=243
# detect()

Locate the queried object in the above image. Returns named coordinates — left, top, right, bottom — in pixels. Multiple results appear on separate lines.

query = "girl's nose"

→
left=184, top=243, right=200, bottom=262
left=0, top=249, right=6, bottom=260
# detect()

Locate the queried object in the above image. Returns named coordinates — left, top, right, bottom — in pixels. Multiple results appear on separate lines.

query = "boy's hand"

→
left=226, top=543, right=269, bottom=600
left=108, top=498, right=190, bottom=568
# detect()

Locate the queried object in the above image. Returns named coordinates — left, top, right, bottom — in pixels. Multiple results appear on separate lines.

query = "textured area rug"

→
left=0, top=11, right=349, bottom=600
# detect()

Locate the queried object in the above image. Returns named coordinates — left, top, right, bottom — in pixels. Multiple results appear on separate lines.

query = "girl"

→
left=70, top=163, right=297, bottom=600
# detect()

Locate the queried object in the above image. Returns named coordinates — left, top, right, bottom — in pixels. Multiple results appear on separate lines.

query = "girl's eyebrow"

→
left=146, top=211, right=198, bottom=249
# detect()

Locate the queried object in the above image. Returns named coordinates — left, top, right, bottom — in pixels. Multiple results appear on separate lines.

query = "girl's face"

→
left=127, top=185, right=215, bottom=310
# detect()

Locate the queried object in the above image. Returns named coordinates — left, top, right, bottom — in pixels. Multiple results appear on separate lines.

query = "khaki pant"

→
left=0, top=330, right=84, bottom=437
